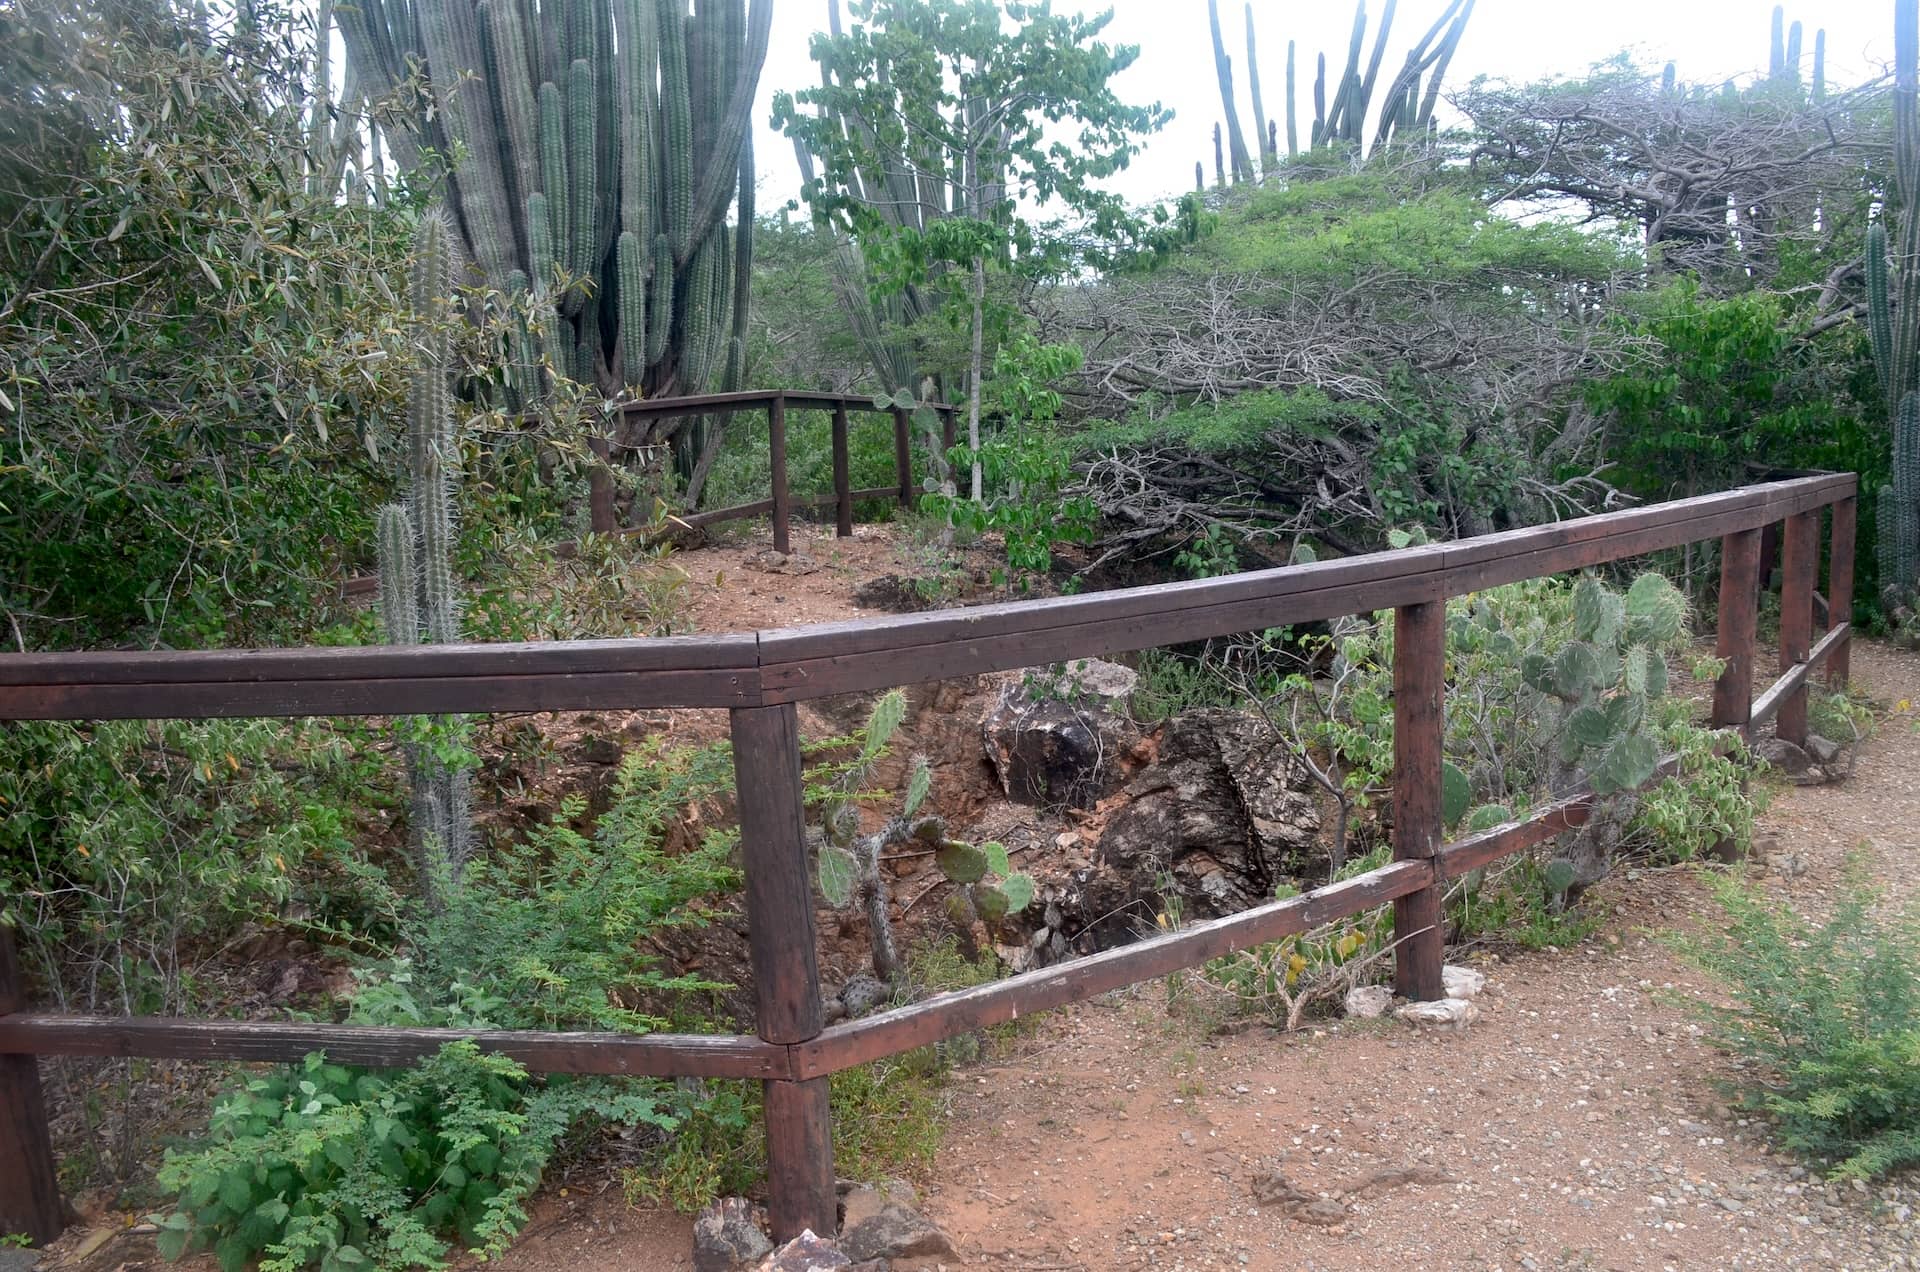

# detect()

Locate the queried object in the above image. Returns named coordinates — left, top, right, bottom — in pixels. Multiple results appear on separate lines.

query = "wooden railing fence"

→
left=0, top=473, right=1858, bottom=1245
left=614, top=390, right=959, bottom=551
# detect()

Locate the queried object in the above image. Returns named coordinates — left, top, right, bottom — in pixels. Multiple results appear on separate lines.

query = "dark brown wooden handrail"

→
left=0, top=470, right=1861, bottom=1246
left=0, top=474, right=1853, bottom=720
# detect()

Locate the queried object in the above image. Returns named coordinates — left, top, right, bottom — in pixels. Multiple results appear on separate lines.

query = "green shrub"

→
left=154, top=739, right=745, bottom=1271
left=1674, top=866, right=1920, bottom=1180
left=153, top=1045, right=675, bottom=1272
left=0, top=718, right=397, bottom=1016
left=354, top=739, right=741, bottom=1035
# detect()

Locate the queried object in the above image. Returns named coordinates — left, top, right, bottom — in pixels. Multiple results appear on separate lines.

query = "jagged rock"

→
left=840, top=1193, right=956, bottom=1263
left=1092, top=709, right=1322, bottom=922
left=1343, top=985, right=1393, bottom=1018
left=1396, top=998, right=1478, bottom=1031
left=693, top=1197, right=773, bottom=1272
left=1805, top=732, right=1845, bottom=765
left=1250, top=1170, right=1349, bottom=1226
left=757, top=1230, right=850, bottom=1271
left=840, top=1179, right=918, bottom=1230
left=1755, top=733, right=1850, bottom=785
left=1442, top=965, right=1487, bottom=1001
left=982, top=659, right=1142, bottom=808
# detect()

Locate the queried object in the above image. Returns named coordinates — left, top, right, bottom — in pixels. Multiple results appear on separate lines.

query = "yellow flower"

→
left=1899, top=699, right=1912, bottom=714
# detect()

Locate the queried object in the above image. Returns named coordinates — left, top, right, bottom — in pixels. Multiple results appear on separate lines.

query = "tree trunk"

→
left=968, top=252, right=985, bottom=503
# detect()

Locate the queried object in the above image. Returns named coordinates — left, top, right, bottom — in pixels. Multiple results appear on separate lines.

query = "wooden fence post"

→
left=729, top=706, right=835, bottom=1241
left=1391, top=601, right=1446, bottom=1003
left=0, top=927, right=64, bottom=1247
left=830, top=405, right=853, bottom=538
left=1827, top=497, right=1857, bottom=688
left=1712, top=529, right=1762, bottom=734
left=769, top=395, right=792, bottom=555
left=1778, top=511, right=1818, bottom=746
left=941, top=407, right=957, bottom=456
left=891, top=407, right=914, bottom=509
left=587, top=433, right=616, bottom=535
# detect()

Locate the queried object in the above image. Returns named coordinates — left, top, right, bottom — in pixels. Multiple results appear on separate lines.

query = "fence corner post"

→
left=729, top=705, right=835, bottom=1241
left=1778, top=511, right=1818, bottom=746
left=768, top=395, right=792, bottom=555
left=0, top=927, right=63, bottom=1248
left=831, top=404, right=853, bottom=538
left=1391, top=600, right=1446, bottom=1004
left=1827, top=496, right=1857, bottom=688
left=1712, top=528, right=1762, bottom=735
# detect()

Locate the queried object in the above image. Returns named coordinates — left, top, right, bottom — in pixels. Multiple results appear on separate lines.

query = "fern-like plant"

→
left=1673, top=861, right=1920, bottom=1180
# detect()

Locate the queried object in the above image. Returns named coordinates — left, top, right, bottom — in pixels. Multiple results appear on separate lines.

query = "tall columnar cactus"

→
left=1870, top=0, right=1920, bottom=605
left=378, top=210, right=474, bottom=903
left=336, top=0, right=768, bottom=420
left=1207, top=0, right=1254, bottom=183
left=1222, top=0, right=1473, bottom=174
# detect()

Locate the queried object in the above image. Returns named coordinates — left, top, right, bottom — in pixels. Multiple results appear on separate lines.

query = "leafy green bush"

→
left=0, top=718, right=396, bottom=1015
left=153, top=1045, right=673, bottom=1272
left=1674, top=867, right=1920, bottom=1180
left=356, top=740, right=741, bottom=1034
left=154, top=739, right=744, bottom=1270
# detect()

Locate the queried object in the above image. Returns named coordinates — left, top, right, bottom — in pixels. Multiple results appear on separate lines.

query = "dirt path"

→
left=903, top=639, right=1920, bottom=1272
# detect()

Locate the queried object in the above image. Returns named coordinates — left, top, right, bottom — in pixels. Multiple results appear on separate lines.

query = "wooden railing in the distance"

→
left=341, top=389, right=959, bottom=598
left=0, top=472, right=1858, bottom=1246
left=615, top=390, right=959, bottom=552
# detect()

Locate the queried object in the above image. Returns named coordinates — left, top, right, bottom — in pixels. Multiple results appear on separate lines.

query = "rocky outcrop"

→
left=693, top=1197, right=774, bottom=1272
left=1093, top=709, right=1322, bottom=918
left=981, top=659, right=1143, bottom=809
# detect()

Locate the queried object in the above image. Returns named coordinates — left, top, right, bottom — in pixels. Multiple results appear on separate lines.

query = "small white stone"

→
left=1443, top=964, right=1488, bottom=1000
left=1396, top=997, right=1479, bottom=1031
left=1345, top=985, right=1394, bottom=1018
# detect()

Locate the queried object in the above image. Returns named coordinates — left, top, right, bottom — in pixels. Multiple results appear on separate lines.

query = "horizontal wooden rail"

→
left=1750, top=622, right=1850, bottom=729
left=615, top=389, right=955, bottom=419
left=0, top=1017, right=791, bottom=1080
left=0, top=475, right=1856, bottom=724
left=793, top=861, right=1434, bottom=1077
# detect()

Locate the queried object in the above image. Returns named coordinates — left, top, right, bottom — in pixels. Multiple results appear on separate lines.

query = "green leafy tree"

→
left=775, top=0, right=1170, bottom=501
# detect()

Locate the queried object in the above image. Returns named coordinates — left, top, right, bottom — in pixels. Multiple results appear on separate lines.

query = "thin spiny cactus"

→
left=1870, top=0, right=1920, bottom=605
left=376, top=209, right=475, bottom=903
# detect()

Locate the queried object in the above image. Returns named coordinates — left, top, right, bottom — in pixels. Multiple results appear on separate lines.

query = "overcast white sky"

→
left=748, top=0, right=1894, bottom=211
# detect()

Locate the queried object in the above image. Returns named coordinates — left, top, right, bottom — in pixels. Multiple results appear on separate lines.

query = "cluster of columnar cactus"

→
left=1206, top=0, right=1474, bottom=178
left=336, top=0, right=764, bottom=411
left=377, top=211, right=473, bottom=902
left=1871, top=0, right=1920, bottom=605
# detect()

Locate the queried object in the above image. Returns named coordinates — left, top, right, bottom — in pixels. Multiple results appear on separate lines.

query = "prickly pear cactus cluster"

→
left=815, top=692, right=1034, bottom=984
left=377, top=210, right=473, bottom=899
left=1519, top=573, right=1688, bottom=796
